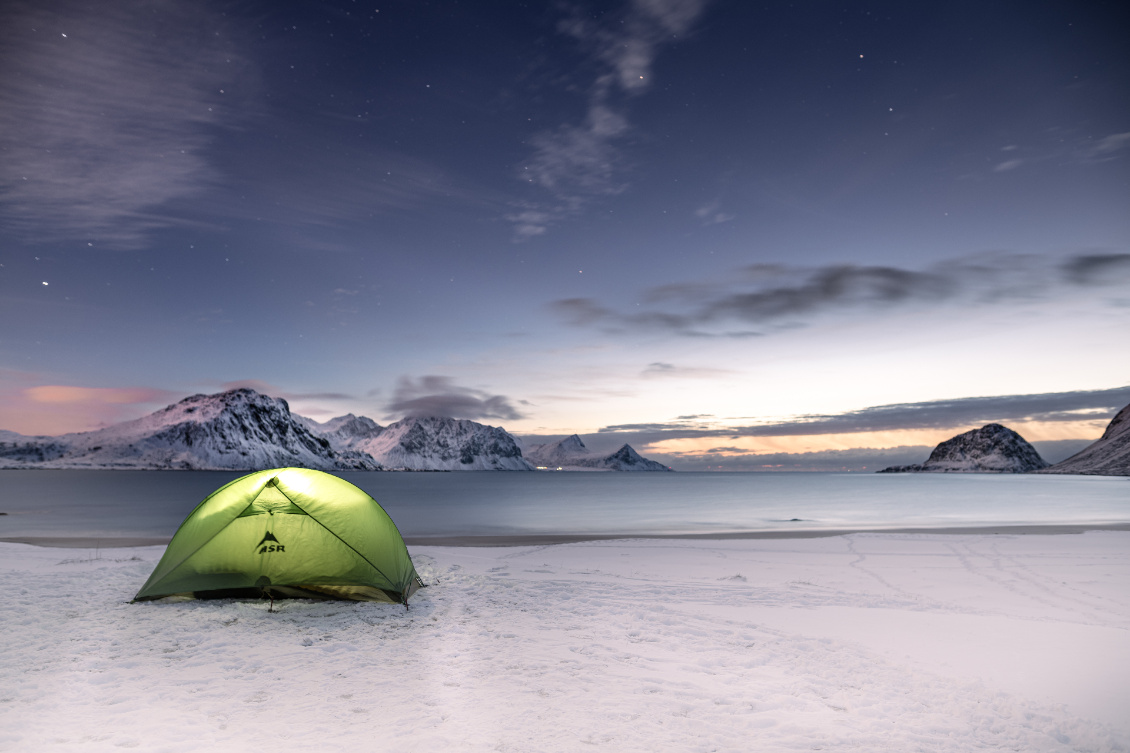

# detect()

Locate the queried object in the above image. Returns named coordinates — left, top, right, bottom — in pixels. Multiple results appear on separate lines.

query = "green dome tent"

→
left=134, top=468, right=423, bottom=605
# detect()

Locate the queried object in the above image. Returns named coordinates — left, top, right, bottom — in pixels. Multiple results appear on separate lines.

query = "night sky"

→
left=1, top=0, right=1128, bottom=469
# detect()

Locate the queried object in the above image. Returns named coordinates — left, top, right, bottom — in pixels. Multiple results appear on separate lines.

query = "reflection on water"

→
left=0, top=469, right=1127, bottom=540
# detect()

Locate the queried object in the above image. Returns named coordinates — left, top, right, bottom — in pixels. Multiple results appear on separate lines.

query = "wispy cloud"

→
left=1087, top=131, right=1130, bottom=160
left=510, top=0, right=710, bottom=238
left=641, top=362, right=734, bottom=379
left=386, top=376, right=526, bottom=422
left=993, top=159, right=1024, bottom=172
left=695, top=200, right=735, bottom=226
left=0, top=0, right=252, bottom=248
left=551, top=252, right=1130, bottom=337
left=979, top=130, right=1130, bottom=177
left=217, top=380, right=354, bottom=405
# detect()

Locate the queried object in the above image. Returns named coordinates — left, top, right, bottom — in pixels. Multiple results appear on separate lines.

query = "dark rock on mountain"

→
left=1039, top=403, right=1130, bottom=476
left=297, top=413, right=384, bottom=449
left=877, top=423, right=1048, bottom=473
left=599, top=444, right=673, bottom=472
left=347, top=415, right=533, bottom=470
left=1, top=389, right=673, bottom=472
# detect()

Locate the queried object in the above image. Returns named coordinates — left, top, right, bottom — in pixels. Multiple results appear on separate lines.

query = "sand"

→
left=2, top=531, right=1128, bottom=751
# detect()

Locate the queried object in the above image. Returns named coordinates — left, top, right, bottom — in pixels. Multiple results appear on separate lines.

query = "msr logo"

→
left=255, top=531, right=285, bottom=554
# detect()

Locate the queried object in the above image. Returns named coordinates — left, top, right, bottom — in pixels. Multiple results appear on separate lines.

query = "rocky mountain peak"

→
left=560, top=434, right=587, bottom=451
left=349, top=415, right=533, bottom=471
left=305, top=413, right=384, bottom=444
left=1040, top=402, right=1130, bottom=476
left=879, top=423, right=1048, bottom=473
left=1099, top=403, right=1130, bottom=441
left=0, top=388, right=380, bottom=470
left=522, top=435, right=671, bottom=471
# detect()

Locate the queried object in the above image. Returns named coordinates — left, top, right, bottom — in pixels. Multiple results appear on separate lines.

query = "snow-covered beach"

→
left=3, top=531, right=1128, bottom=752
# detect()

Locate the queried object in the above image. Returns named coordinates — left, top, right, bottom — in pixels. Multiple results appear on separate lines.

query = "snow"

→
left=0, top=389, right=378, bottom=471
left=355, top=416, right=533, bottom=471
left=523, top=434, right=670, bottom=471
left=880, top=423, right=1051, bottom=473
left=2, top=532, right=1128, bottom=752
left=1046, top=403, right=1130, bottom=475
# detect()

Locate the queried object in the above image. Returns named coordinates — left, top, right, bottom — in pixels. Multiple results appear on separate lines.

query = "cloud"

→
left=592, top=386, right=1130, bottom=448
left=1060, top=253, right=1130, bottom=285
left=973, top=131, right=1130, bottom=178
left=737, top=387, right=1130, bottom=436
left=523, top=105, right=630, bottom=197
left=386, top=376, right=526, bottom=422
left=551, top=252, right=1125, bottom=336
left=993, top=159, right=1024, bottom=172
left=24, top=385, right=173, bottom=406
left=1090, top=132, right=1130, bottom=156
left=642, top=438, right=1095, bottom=471
left=702, top=265, right=952, bottom=322
left=511, top=0, right=710, bottom=238
left=217, top=380, right=354, bottom=404
left=0, top=0, right=252, bottom=248
left=214, top=379, right=371, bottom=421
left=506, top=207, right=552, bottom=240
left=695, top=200, right=735, bottom=226
left=641, top=362, right=733, bottom=379
left=658, top=446, right=937, bottom=472
left=0, top=377, right=178, bottom=435
left=552, top=297, right=619, bottom=326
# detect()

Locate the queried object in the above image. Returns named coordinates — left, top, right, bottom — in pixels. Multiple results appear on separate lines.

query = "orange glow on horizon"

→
left=643, top=420, right=1109, bottom=458
left=0, top=386, right=175, bottom=435
left=25, top=385, right=166, bottom=405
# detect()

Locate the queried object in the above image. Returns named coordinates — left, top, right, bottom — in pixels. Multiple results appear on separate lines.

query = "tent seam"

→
left=137, top=480, right=271, bottom=596
left=272, top=483, right=400, bottom=590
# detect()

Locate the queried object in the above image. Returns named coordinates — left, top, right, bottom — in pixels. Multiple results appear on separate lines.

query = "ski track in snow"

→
left=2, top=533, right=1128, bottom=752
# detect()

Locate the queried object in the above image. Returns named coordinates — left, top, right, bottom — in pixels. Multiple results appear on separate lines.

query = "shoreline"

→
left=4, top=522, right=1129, bottom=549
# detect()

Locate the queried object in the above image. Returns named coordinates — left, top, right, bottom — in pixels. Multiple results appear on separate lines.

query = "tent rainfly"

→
left=134, top=468, right=423, bottom=605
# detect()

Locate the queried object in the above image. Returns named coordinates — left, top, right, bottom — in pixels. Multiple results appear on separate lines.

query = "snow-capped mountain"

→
left=521, top=434, right=588, bottom=467
left=296, top=413, right=385, bottom=450
left=522, top=434, right=671, bottom=471
left=1040, top=402, right=1130, bottom=476
left=344, top=415, right=534, bottom=471
left=0, top=389, right=381, bottom=470
left=877, top=424, right=1048, bottom=473
left=1, top=388, right=667, bottom=472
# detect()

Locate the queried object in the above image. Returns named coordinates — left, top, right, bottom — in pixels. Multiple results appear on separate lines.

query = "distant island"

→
left=877, top=424, right=1049, bottom=473
left=0, top=388, right=670, bottom=472
left=878, top=404, right=1130, bottom=476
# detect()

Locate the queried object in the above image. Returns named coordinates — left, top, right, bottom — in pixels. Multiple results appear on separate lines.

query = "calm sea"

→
left=0, top=470, right=1127, bottom=541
